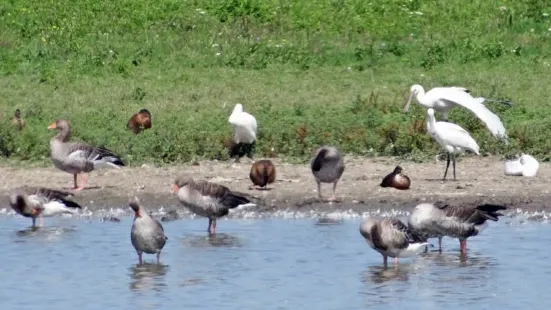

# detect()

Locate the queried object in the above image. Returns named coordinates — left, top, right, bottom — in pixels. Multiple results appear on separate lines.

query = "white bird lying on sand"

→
left=504, top=154, right=539, bottom=177
left=404, top=84, right=509, bottom=141
left=359, top=217, right=429, bottom=267
left=228, top=103, right=258, bottom=162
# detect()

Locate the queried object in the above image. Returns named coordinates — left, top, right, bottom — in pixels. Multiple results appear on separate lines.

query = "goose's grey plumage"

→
left=129, top=197, right=167, bottom=264
left=48, top=119, right=125, bottom=191
left=408, top=202, right=507, bottom=254
left=171, top=176, right=252, bottom=234
left=9, top=186, right=82, bottom=227
left=310, top=145, right=345, bottom=201
left=359, top=217, right=428, bottom=267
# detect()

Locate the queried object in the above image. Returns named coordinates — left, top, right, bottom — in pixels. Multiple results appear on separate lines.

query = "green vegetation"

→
left=1, top=0, right=551, bottom=165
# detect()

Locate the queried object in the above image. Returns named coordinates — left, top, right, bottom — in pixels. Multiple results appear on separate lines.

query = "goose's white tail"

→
left=92, top=157, right=122, bottom=170
left=229, top=203, right=257, bottom=214
left=400, top=242, right=430, bottom=257
left=41, top=201, right=79, bottom=217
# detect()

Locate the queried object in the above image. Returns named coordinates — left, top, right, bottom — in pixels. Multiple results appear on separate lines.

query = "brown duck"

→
left=11, top=109, right=25, bottom=130
left=249, top=160, right=276, bottom=190
left=380, top=166, right=411, bottom=190
left=127, top=109, right=152, bottom=134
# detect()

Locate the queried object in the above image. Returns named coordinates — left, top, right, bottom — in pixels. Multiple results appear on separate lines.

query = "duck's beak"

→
left=170, top=184, right=179, bottom=193
left=403, top=91, right=414, bottom=113
left=47, top=122, right=57, bottom=130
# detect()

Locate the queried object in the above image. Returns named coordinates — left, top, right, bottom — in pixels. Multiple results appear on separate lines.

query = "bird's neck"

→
left=55, top=129, right=71, bottom=142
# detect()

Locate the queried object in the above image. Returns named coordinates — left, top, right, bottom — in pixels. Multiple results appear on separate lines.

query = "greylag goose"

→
left=228, top=103, right=257, bottom=162
left=311, top=145, right=345, bottom=202
left=408, top=202, right=507, bottom=254
left=127, top=109, right=152, bottom=134
left=426, top=108, right=480, bottom=182
left=48, top=119, right=125, bottom=191
left=171, top=176, right=253, bottom=234
left=9, top=186, right=82, bottom=227
left=380, top=166, right=411, bottom=190
left=249, top=159, right=276, bottom=190
left=129, top=197, right=167, bottom=264
left=359, top=217, right=428, bottom=267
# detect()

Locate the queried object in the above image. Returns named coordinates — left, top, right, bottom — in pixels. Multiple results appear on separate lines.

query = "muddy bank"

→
left=0, top=156, right=550, bottom=215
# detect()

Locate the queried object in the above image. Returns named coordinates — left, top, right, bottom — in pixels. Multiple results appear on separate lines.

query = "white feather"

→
left=400, top=242, right=431, bottom=257
left=504, top=158, right=523, bottom=176
left=406, top=85, right=508, bottom=140
left=228, top=104, right=257, bottom=144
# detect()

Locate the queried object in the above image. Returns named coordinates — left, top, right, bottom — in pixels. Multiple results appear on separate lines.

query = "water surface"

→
left=0, top=211, right=549, bottom=310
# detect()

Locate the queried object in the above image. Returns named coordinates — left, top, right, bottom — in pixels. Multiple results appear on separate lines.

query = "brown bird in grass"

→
left=380, top=166, right=411, bottom=190
left=127, top=109, right=152, bottom=134
left=11, top=109, right=25, bottom=130
left=249, top=159, right=276, bottom=190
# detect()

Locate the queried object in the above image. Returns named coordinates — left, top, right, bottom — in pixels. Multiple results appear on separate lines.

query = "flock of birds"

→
left=5, top=84, right=539, bottom=266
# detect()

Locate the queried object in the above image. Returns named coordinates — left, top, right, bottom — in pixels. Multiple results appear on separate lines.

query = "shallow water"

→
left=0, top=209, right=550, bottom=310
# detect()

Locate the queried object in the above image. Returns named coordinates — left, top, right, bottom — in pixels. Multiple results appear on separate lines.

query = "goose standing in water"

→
left=425, top=108, right=480, bottom=182
left=359, top=217, right=429, bottom=267
left=408, top=202, right=507, bottom=255
left=380, top=166, right=411, bottom=190
left=228, top=103, right=257, bottom=162
left=311, top=146, right=345, bottom=202
left=504, top=154, right=539, bottom=177
left=249, top=159, right=276, bottom=190
left=129, top=197, right=167, bottom=264
left=48, top=119, right=125, bottom=191
left=171, top=176, right=253, bottom=234
left=9, top=186, right=82, bottom=227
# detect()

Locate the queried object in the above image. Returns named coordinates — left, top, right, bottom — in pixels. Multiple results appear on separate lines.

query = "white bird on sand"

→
left=408, top=202, right=507, bottom=255
left=404, top=84, right=509, bottom=140
left=359, top=217, right=429, bottom=267
left=504, top=154, right=539, bottom=177
left=228, top=103, right=258, bottom=162
left=426, top=108, right=480, bottom=182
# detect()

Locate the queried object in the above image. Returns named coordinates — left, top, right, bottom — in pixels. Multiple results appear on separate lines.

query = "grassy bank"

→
left=1, top=0, right=551, bottom=165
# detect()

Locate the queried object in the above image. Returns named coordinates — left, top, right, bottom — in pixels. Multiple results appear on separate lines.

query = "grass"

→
left=1, top=0, right=551, bottom=166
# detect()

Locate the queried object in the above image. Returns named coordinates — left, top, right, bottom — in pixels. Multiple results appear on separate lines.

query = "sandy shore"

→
left=0, top=156, right=549, bottom=216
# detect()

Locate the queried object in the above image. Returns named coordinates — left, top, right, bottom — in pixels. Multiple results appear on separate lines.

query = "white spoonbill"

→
left=504, top=154, right=539, bottom=177
left=228, top=103, right=258, bottom=162
left=426, top=108, right=480, bottom=182
left=404, top=85, right=509, bottom=140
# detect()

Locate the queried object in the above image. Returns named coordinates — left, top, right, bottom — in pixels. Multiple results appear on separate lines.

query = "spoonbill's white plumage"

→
left=228, top=103, right=258, bottom=161
left=404, top=84, right=509, bottom=141
left=426, top=108, right=480, bottom=181
left=504, top=154, right=539, bottom=177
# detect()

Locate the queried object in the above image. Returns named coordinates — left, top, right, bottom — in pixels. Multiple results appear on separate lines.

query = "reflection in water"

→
left=420, top=251, right=499, bottom=269
left=180, top=233, right=243, bottom=248
left=14, top=226, right=77, bottom=240
left=362, top=264, right=412, bottom=285
left=314, top=217, right=343, bottom=226
left=129, top=263, right=169, bottom=292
